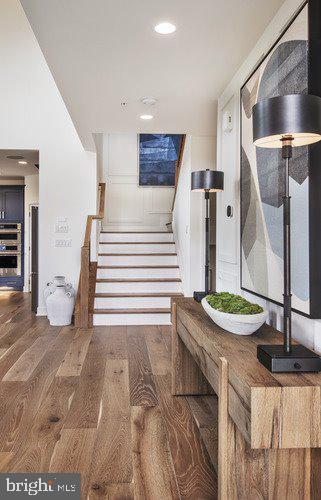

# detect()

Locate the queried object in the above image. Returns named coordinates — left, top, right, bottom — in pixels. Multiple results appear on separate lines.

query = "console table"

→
left=172, top=297, right=321, bottom=499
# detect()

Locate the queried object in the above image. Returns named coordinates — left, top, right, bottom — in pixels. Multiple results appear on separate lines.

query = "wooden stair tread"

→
left=99, top=241, right=174, bottom=245
left=97, top=265, right=179, bottom=269
left=95, top=292, right=183, bottom=297
left=94, top=308, right=171, bottom=314
left=96, top=278, right=181, bottom=283
left=98, top=253, right=177, bottom=256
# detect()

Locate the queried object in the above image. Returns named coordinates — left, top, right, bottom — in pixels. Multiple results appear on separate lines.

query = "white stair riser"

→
left=99, top=243, right=175, bottom=253
left=97, top=268, right=180, bottom=279
left=96, top=281, right=182, bottom=293
left=100, top=233, right=174, bottom=243
left=98, top=255, right=178, bottom=266
left=94, top=296, right=171, bottom=309
left=93, top=313, right=171, bottom=326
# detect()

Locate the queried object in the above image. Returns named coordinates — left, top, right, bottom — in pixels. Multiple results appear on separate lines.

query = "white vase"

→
left=46, top=285, right=75, bottom=326
left=44, top=276, right=75, bottom=302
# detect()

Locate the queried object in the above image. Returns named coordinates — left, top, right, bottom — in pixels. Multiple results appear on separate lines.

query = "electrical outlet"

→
left=55, top=239, right=72, bottom=247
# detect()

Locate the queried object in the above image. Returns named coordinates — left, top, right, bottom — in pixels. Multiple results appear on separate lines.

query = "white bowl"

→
left=201, top=297, right=268, bottom=335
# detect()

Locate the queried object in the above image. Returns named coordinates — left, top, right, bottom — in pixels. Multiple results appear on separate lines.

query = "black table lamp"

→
left=191, top=169, right=224, bottom=302
left=253, top=94, right=321, bottom=372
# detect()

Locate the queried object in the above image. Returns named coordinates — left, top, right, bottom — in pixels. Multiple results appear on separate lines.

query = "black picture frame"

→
left=240, top=0, right=321, bottom=319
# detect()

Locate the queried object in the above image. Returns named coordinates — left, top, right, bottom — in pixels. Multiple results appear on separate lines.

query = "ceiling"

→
left=21, top=0, right=284, bottom=150
left=0, top=150, right=39, bottom=178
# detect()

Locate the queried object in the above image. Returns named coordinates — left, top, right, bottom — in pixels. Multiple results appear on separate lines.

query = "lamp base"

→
left=257, top=344, right=321, bottom=373
left=193, top=291, right=213, bottom=303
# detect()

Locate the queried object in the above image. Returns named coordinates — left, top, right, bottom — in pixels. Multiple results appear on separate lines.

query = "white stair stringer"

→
left=93, top=231, right=183, bottom=326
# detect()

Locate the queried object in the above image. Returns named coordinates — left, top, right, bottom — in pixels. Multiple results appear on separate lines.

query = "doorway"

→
left=0, top=149, right=39, bottom=308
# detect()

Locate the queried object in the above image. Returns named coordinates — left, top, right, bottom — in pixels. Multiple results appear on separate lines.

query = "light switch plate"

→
left=55, top=223, right=69, bottom=233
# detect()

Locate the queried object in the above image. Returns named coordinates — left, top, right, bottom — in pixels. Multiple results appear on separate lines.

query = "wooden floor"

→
left=0, top=292, right=217, bottom=499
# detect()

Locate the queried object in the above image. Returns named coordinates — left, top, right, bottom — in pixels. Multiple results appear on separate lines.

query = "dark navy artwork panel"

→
left=139, top=134, right=183, bottom=186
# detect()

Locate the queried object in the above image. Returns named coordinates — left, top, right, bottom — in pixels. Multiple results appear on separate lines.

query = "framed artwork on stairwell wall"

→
left=240, top=0, right=321, bottom=318
left=138, top=134, right=184, bottom=187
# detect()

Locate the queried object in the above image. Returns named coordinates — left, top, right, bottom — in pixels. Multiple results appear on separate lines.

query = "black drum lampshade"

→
left=191, top=169, right=224, bottom=192
left=253, top=94, right=321, bottom=148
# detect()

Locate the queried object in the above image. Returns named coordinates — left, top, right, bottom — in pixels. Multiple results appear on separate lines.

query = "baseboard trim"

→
left=36, top=306, right=47, bottom=317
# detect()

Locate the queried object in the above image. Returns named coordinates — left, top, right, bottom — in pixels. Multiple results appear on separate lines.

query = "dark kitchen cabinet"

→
left=0, top=186, right=24, bottom=222
left=0, top=186, right=24, bottom=291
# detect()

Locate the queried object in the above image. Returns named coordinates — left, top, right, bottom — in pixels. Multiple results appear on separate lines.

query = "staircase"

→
left=93, top=230, right=183, bottom=325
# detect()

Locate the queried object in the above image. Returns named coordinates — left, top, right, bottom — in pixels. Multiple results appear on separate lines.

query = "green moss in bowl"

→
left=206, top=292, right=263, bottom=315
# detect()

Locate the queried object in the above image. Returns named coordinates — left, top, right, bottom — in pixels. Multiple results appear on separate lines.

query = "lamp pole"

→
left=205, top=190, right=210, bottom=295
left=282, top=137, right=293, bottom=353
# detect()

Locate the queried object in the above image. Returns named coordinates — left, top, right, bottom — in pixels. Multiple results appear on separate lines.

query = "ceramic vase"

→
left=44, top=276, right=75, bottom=302
left=46, top=284, right=75, bottom=326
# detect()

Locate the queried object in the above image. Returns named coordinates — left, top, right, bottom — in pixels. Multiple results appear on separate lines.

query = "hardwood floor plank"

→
left=89, top=416, right=132, bottom=494
left=0, top=323, right=15, bottom=341
left=0, top=326, right=75, bottom=453
left=50, top=428, right=96, bottom=499
left=0, top=452, right=13, bottom=471
left=127, top=326, right=158, bottom=407
left=155, top=374, right=217, bottom=499
left=5, top=376, right=78, bottom=472
left=131, top=405, right=180, bottom=499
left=0, top=318, right=48, bottom=378
left=2, top=325, right=61, bottom=381
left=64, top=328, right=108, bottom=429
left=0, top=318, right=36, bottom=349
left=101, top=359, right=130, bottom=415
left=145, top=325, right=171, bottom=376
left=89, top=483, right=134, bottom=500
left=56, top=328, right=93, bottom=377
left=105, top=326, right=128, bottom=359
left=160, top=325, right=172, bottom=357
left=88, top=359, right=132, bottom=493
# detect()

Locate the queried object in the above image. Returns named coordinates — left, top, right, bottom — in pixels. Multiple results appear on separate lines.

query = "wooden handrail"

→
left=83, top=182, right=106, bottom=248
left=75, top=182, right=106, bottom=328
left=171, top=134, right=186, bottom=211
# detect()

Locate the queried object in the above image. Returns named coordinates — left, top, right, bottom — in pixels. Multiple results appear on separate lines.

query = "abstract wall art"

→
left=241, top=1, right=321, bottom=318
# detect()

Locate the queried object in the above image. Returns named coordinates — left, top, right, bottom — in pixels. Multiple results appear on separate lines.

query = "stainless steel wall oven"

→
left=0, top=223, right=22, bottom=277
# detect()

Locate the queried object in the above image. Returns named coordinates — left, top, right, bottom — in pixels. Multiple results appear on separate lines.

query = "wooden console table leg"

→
left=218, top=357, right=317, bottom=499
left=172, top=302, right=212, bottom=396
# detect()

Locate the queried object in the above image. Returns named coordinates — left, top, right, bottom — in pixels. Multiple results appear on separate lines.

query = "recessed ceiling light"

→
left=18, top=161, right=27, bottom=165
left=154, top=22, right=176, bottom=35
left=140, top=114, right=154, bottom=120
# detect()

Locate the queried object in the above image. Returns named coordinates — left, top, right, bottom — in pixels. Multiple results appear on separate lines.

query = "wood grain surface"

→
left=0, top=292, right=217, bottom=499
left=173, top=297, right=321, bottom=500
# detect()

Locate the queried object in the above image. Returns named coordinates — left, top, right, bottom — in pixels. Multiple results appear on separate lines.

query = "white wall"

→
left=24, top=174, right=39, bottom=292
left=216, top=0, right=321, bottom=351
left=102, top=133, right=173, bottom=231
left=0, top=0, right=96, bottom=314
left=173, top=135, right=216, bottom=296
